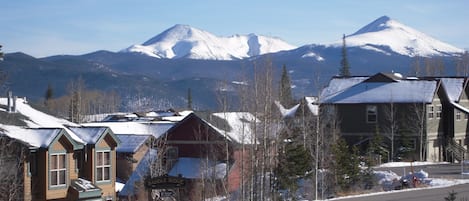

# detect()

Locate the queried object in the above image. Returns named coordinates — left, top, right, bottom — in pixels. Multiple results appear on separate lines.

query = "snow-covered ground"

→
left=330, top=162, right=469, bottom=200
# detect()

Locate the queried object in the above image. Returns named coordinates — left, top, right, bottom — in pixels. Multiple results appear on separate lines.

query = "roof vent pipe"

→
left=7, top=91, right=12, bottom=113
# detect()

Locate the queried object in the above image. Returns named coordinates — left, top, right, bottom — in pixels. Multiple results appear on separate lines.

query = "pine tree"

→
left=279, top=64, right=294, bottom=107
left=44, top=84, right=54, bottom=106
left=332, top=137, right=360, bottom=192
left=276, top=138, right=313, bottom=198
left=187, top=88, right=193, bottom=109
left=339, top=34, right=351, bottom=76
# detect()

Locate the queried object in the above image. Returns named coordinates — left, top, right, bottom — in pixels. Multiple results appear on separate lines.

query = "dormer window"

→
left=428, top=105, right=434, bottom=119
left=96, top=151, right=111, bottom=182
left=366, top=105, right=377, bottom=123
left=50, top=153, right=67, bottom=187
left=436, top=105, right=442, bottom=119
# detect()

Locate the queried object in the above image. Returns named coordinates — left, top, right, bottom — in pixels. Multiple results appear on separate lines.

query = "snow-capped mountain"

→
left=121, top=24, right=297, bottom=60
left=333, top=16, right=464, bottom=57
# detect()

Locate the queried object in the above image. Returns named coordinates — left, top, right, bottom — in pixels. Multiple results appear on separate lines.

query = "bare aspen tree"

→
left=410, top=56, right=422, bottom=77
left=409, top=102, right=427, bottom=161
left=0, top=136, right=29, bottom=201
left=236, top=58, right=280, bottom=200
left=383, top=101, right=398, bottom=161
left=456, top=51, right=469, bottom=76
left=424, top=57, right=445, bottom=77
left=215, top=80, right=233, bottom=200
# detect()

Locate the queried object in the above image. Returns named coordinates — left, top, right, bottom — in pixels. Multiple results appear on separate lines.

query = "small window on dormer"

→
left=96, top=151, right=111, bottom=182
left=50, top=153, right=66, bottom=187
left=366, top=105, right=377, bottom=123
left=428, top=105, right=434, bottom=119
left=436, top=105, right=442, bottom=119
left=457, top=111, right=462, bottom=121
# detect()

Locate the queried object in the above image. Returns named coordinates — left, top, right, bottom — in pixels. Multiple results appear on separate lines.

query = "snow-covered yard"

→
left=329, top=162, right=469, bottom=200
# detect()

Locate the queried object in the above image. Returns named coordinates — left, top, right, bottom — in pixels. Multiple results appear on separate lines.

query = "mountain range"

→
left=0, top=16, right=465, bottom=110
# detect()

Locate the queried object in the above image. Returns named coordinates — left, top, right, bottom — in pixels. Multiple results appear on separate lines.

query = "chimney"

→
left=13, top=96, right=17, bottom=113
left=7, top=91, right=12, bottom=113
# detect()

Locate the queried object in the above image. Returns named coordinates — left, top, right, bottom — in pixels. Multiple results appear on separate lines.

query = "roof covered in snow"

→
left=3, top=127, right=62, bottom=148
left=274, top=101, right=300, bottom=118
left=2, top=127, right=82, bottom=149
left=118, top=149, right=157, bottom=196
left=320, top=76, right=438, bottom=104
left=211, top=112, right=258, bottom=144
left=440, top=78, right=465, bottom=102
left=116, top=134, right=152, bottom=153
left=83, top=121, right=175, bottom=138
left=67, top=126, right=109, bottom=144
left=304, top=96, right=319, bottom=115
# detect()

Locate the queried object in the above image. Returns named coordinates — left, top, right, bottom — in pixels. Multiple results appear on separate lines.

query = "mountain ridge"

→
left=340, top=15, right=463, bottom=57
left=121, top=24, right=297, bottom=60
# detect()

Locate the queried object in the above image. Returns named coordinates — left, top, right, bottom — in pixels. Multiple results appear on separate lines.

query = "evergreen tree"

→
left=276, top=140, right=313, bottom=199
left=332, top=137, right=360, bottom=192
left=187, top=88, right=193, bottom=109
left=339, top=34, right=351, bottom=76
left=44, top=84, right=54, bottom=106
left=279, top=64, right=294, bottom=107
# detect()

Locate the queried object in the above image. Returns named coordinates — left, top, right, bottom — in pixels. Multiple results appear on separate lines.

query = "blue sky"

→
left=1, top=0, right=468, bottom=57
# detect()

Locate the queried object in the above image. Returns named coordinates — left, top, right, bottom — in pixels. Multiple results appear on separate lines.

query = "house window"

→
left=50, top=153, right=66, bottom=187
left=456, top=111, right=462, bottom=121
left=436, top=105, right=442, bottom=119
left=96, top=151, right=111, bottom=182
left=366, top=105, right=377, bottom=123
left=428, top=105, right=434, bottom=119
left=465, top=113, right=468, bottom=120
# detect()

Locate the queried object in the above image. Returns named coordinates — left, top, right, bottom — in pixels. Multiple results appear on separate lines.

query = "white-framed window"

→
left=456, top=111, right=462, bottom=121
left=96, top=151, right=111, bottom=182
left=50, top=153, right=66, bottom=187
left=366, top=105, right=377, bottom=123
left=436, top=105, right=442, bottom=119
left=428, top=105, right=434, bottom=119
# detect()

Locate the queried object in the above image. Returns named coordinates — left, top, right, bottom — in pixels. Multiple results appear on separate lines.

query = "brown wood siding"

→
left=32, top=151, right=46, bottom=200
left=166, top=115, right=232, bottom=160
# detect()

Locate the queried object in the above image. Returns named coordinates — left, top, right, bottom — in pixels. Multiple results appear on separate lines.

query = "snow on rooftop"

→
left=3, top=126, right=62, bottom=148
left=116, top=134, right=151, bottom=153
left=441, top=78, right=465, bottom=102
left=168, top=157, right=227, bottom=179
left=274, top=101, right=300, bottom=118
left=71, top=178, right=101, bottom=192
left=83, top=121, right=174, bottom=138
left=304, top=97, right=319, bottom=115
left=321, top=79, right=437, bottom=104
left=67, top=127, right=108, bottom=144
left=211, top=112, right=257, bottom=144
left=0, top=97, right=77, bottom=128
left=320, top=77, right=368, bottom=101
left=118, top=149, right=158, bottom=196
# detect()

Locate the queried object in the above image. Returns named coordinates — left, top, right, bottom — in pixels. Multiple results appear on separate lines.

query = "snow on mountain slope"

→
left=334, top=16, right=464, bottom=57
left=0, top=97, right=77, bottom=128
left=122, top=24, right=296, bottom=60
